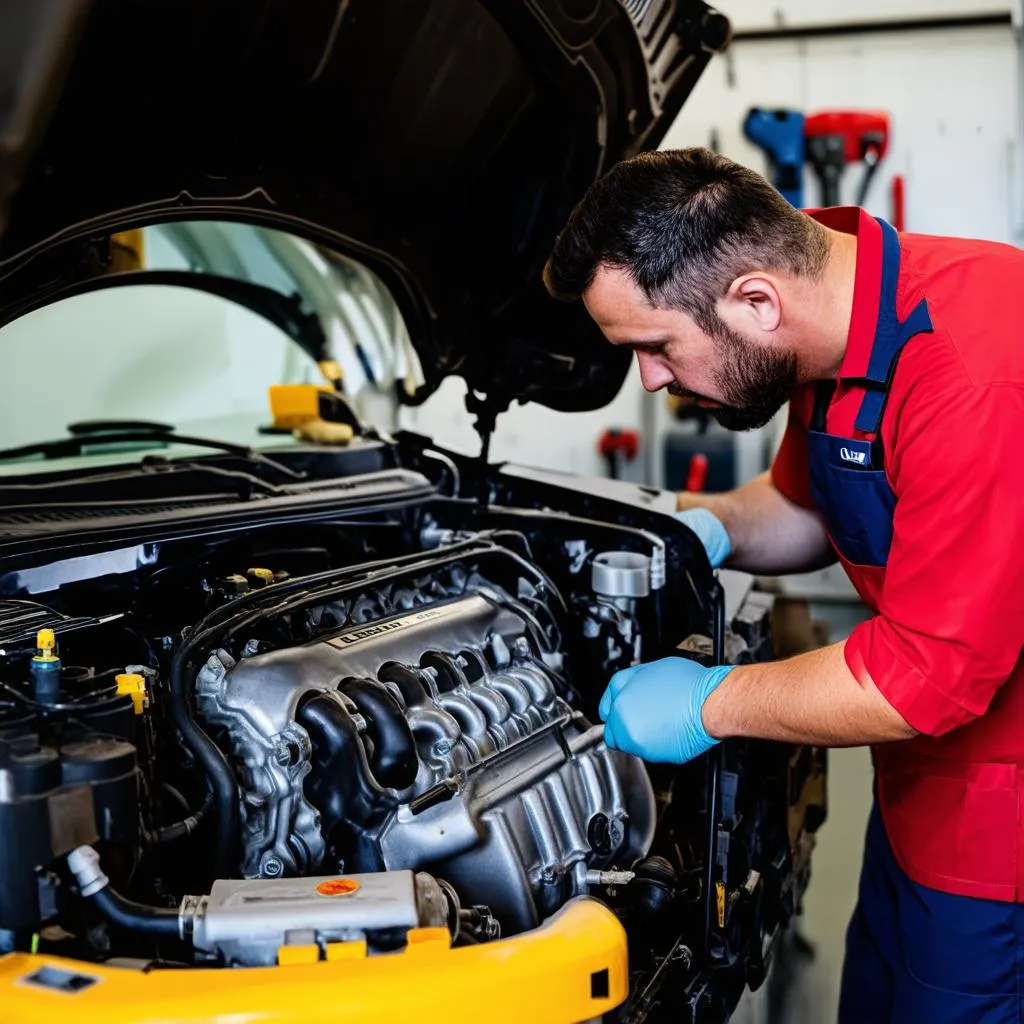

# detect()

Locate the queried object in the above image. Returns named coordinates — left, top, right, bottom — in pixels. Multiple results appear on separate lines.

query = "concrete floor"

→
left=774, top=745, right=874, bottom=1021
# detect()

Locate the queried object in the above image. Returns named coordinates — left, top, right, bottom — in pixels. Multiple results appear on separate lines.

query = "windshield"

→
left=0, top=221, right=419, bottom=475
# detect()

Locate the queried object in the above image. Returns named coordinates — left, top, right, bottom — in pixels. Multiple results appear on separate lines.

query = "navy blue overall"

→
left=809, top=218, right=1024, bottom=1022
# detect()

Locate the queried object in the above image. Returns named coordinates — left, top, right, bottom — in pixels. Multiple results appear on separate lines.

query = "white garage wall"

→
left=665, top=19, right=1023, bottom=243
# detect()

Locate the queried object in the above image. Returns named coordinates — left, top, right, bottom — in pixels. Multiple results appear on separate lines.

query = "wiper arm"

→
left=0, top=428, right=306, bottom=480
left=141, top=458, right=286, bottom=497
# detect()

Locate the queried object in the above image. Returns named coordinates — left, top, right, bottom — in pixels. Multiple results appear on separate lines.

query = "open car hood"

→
left=0, top=0, right=728, bottom=414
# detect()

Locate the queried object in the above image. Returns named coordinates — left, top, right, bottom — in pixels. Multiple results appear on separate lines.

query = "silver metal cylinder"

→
left=591, top=551, right=651, bottom=599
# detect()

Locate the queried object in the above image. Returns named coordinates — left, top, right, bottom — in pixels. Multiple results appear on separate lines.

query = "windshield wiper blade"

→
left=0, top=429, right=306, bottom=480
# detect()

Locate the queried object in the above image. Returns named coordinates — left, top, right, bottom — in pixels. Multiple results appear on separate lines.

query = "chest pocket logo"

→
left=840, top=446, right=868, bottom=465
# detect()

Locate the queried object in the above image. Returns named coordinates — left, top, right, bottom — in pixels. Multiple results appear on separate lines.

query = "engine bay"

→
left=0, top=446, right=826, bottom=1022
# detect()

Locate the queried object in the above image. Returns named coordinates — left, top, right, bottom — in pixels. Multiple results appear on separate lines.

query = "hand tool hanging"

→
left=804, top=110, right=890, bottom=207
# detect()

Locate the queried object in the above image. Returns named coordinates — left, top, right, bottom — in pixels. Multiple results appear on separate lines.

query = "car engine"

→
left=194, top=553, right=655, bottom=938
left=0, top=448, right=826, bottom=1021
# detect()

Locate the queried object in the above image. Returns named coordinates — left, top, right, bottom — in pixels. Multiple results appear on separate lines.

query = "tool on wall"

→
left=743, top=107, right=806, bottom=207
left=804, top=110, right=890, bottom=208
left=597, top=427, right=639, bottom=480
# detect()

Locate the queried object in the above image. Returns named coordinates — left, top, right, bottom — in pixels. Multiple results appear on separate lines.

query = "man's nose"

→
left=635, top=351, right=675, bottom=393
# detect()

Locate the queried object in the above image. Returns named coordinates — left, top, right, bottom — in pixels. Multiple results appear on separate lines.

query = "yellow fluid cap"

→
left=247, top=567, right=275, bottom=587
left=115, top=673, right=147, bottom=715
left=34, top=628, right=58, bottom=662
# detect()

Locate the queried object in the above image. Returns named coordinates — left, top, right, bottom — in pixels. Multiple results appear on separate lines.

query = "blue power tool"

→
left=743, top=108, right=805, bottom=207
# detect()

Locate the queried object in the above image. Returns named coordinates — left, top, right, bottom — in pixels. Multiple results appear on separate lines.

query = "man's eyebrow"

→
left=624, top=338, right=668, bottom=350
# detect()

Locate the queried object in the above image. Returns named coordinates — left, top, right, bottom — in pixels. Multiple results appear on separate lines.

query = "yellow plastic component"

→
left=247, top=567, right=276, bottom=587
left=0, top=897, right=626, bottom=1024
left=404, top=927, right=451, bottom=953
left=318, top=360, right=344, bottom=388
left=277, top=945, right=321, bottom=967
left=114, top=674, right=147, bottom=715
left=294, top=419, right=355, bottom=446
left=268, top=384, right=333, bottom=430
left=325, top=939, right=367, bottom=962
left=34, top=629, right=57, bottom=662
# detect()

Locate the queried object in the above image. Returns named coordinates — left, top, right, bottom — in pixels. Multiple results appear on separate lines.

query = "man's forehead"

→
left=583, top=265, right=654, bottom=322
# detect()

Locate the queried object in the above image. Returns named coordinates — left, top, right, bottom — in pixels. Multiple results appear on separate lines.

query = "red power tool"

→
left=804, top=110, right=890, bottom=208
left=598, top=427, right=639, bottom=480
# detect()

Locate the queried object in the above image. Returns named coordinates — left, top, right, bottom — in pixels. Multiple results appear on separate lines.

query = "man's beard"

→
left=670, top=322, right=798, bottom=432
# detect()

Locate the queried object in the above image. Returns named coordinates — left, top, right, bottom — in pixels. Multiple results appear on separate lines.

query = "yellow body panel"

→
left=0, top=897, right=626, bottom=1024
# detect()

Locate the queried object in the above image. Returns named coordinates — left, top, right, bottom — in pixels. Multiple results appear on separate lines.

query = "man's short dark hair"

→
left=543, top=147, right=829, bottom=334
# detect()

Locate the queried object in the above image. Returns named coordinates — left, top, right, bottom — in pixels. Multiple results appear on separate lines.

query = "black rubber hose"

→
left=169, top=645, right=238, bottom=877
left=90, top=887, right=181, bottom=939
left=142, top=790, right=214, bottom=846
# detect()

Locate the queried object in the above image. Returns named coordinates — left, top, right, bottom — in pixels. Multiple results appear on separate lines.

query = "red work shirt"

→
left=771, top=208, right=1024, bottom=899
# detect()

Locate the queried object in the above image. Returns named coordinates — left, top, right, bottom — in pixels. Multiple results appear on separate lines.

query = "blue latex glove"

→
left=673, top=508, right=731, bottom=568
left=598, top=657, right=736, bottom=763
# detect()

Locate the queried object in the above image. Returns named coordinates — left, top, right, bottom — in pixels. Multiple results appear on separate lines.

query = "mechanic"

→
left=543, top=147, right=1024, bottom=1023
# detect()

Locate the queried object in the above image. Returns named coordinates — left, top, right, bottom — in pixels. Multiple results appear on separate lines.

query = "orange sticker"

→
left=316, top=878, right=361, bottom=897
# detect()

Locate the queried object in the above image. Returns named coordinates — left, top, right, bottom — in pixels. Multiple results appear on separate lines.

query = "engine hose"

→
left=67, top=847, right=182, bottom=940
left=142, top=790, right=214, bottom=846
left=169, top=645, right=238, bottom=877
left=91, top=887, right=181, bottom=939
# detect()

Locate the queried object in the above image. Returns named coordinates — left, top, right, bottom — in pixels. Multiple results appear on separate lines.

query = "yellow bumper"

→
left=0, top=897, right=626, bottom=1024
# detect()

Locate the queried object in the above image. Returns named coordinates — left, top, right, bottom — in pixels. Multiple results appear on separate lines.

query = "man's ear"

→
left=721, top=274, right=783, bottom=333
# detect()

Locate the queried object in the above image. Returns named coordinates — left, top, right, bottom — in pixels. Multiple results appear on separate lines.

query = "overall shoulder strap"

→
left=844, top=218, right=934, bottom=435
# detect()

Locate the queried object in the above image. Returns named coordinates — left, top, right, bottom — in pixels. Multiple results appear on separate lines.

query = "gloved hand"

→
left=673, top=508, right=731, bottom=568
left=599, top=657, right=735, bottom=763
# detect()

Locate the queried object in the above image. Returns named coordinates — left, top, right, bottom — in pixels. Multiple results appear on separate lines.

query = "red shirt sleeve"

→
left=845, top=379, right=1024, bottom=736
left=770, top=390, right=818, bottom=510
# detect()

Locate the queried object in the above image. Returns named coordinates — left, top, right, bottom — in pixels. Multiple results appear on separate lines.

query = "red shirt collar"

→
left=807, top=207, right=883, bottom=381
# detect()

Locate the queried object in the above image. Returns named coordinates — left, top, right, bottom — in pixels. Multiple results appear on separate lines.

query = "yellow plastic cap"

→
left=115, top=673, right=147, bottom=715
left=34, top=629, right=58, bottom=662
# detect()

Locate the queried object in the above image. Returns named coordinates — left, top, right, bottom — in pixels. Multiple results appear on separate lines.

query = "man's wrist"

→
left=700, top=663, right=752, bottom=740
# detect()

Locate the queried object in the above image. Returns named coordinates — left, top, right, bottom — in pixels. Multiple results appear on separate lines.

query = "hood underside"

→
left=0, top=0, right=728, bottom=413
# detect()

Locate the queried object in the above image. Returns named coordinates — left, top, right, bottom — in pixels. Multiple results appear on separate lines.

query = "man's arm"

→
left=600, top=377, right=1024, bottom=767
left=701, top=640, right=916, bottom=746
left=677, top=469, right=835, bottom=575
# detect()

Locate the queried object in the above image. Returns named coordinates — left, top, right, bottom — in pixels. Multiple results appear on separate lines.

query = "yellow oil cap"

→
left=116, top=673, right=147, bottom=715
left=34, top=629, right=58, bottom=662
left=247, top=567, right=275, bottom=588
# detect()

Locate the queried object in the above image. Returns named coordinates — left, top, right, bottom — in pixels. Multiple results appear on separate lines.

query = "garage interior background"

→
left=0, top=2, right=1019, bottom=1020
